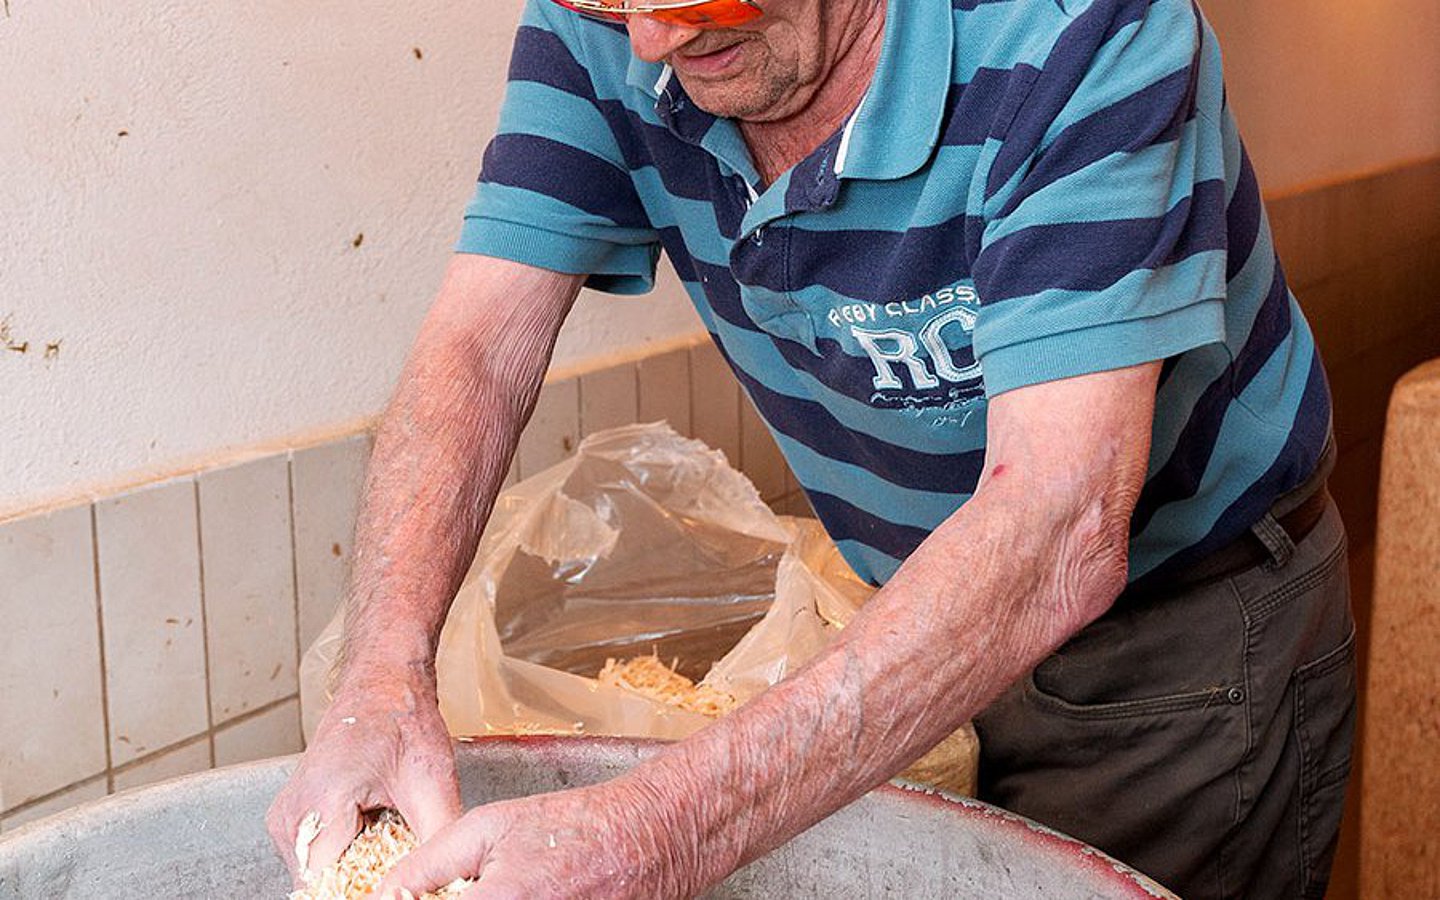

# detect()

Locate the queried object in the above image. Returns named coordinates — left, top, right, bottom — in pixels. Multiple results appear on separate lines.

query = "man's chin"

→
left=678, top=78, right=782, bottom=121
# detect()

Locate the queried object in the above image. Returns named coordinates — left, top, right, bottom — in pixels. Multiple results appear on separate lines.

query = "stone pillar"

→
left=1361, top=358, right=1440, bottom=897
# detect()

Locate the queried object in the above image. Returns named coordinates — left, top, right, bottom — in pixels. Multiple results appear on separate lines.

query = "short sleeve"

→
left=457, top=0, right=662, bottom=295
left=971, top=0, right=1229, bottom=397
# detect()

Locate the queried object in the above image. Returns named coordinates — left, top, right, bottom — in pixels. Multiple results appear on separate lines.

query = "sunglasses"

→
left=551, top=0, right=763, bottom=28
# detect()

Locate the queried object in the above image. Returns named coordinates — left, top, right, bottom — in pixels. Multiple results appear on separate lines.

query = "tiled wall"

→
left=1266, top=154, right=1440, bottom=900
left=0, top=337, right=807, bottom=832
left=0, top=445, right=360, bottom=832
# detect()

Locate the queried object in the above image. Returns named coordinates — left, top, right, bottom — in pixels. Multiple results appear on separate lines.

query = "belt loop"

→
left=1251, top=513, right=1296, bottom=570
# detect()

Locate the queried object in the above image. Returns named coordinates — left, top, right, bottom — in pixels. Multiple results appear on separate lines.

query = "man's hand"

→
left=266, top=668, right=461, bottom=885
left=373, top=777, right=691, bottom=900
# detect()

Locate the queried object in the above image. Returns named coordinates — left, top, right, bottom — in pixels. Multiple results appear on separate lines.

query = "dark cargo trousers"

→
left=976, top=499, right=1356, bottom=900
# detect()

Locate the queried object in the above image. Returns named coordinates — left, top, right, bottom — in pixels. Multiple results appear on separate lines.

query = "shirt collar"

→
left=836, top=0, right=954, bottom=182
left=626, top=55, right=668, bottom=101
left=624, top=0, right=954, bottom=182
left=630, top=59, right=760, bottom=181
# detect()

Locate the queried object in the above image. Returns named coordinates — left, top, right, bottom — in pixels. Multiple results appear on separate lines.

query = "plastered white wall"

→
left=0, top=0, right=703, bottom=518
left=1203, top=0, right=1440, bottom=192
left=2, top=0, right=1438, bottom=517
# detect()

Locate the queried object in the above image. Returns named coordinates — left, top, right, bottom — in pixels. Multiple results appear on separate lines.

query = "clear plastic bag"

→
left=300, top=423, right=976, bottom=793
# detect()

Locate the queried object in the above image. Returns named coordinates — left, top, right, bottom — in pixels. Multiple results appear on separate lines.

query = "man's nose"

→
left=627, top=16, right=701, bottom=63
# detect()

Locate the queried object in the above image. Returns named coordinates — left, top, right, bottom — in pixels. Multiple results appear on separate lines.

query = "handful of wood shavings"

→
left=597, top=654, right=738, bottom=717
left=288, top=810, right=471, bottom=900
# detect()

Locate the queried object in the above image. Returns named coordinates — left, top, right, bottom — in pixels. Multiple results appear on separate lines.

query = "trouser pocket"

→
left=1293, top=626, right=1358, bottom=900
left=980, top=502, right=1356, bottom=900
left=975, top=573, right=1251, bottom=900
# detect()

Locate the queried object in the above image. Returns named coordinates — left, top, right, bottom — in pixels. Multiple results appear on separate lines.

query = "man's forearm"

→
left=617, top=364, right=1161, bottom=896
left=624, top=451, right=1136, bottom=895
left=336, top=258, right=582, bottom=687
left=334, top=345, right=519, bottom=684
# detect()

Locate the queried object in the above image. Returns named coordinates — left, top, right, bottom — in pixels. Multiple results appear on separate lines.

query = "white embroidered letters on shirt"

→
left=852, top=328, right=941, bottom=390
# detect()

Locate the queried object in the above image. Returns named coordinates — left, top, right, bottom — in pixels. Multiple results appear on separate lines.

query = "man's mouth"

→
left=670, top=40, right=747, bottom=79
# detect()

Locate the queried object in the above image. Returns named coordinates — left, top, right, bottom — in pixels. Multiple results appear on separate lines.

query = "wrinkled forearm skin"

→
left=617, top=363, right=1160, bottom=899
left=335, top=256, right=584, bottom=690
left=266, top=257, right=585, bottom=882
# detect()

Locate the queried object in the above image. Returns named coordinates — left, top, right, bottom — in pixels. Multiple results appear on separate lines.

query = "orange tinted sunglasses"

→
left=552, top=0, right=762, bottom=28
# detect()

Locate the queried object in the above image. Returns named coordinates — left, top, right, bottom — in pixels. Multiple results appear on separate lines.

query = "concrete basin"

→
left=0, top=736, right=1175, bottom=898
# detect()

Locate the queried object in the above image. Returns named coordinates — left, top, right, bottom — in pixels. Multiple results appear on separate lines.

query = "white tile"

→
left=689, top=340, right=741, bottom=465
left=740, top=401, right=788, bottom=501
left=0, top=505, right=107, bottom=812
left=0, top=778, right=108, bottom=833
left=214, top=699, right=303, bottom=767
left=516, top=377, right=580, bottom=479
left=199, top=456, right=298, bottom=724
left=112, top=737, right=212, bottom=793
left=96, top=479, right=209, bottom=766
left=637, top=347, right=692, bottom=435
left=579, top=364, right=638, bottom=437
left=292, top=433, right=371, bottom=655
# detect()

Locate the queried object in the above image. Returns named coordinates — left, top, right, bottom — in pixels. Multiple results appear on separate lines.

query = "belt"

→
left=1126, top=434, right=1338, bottom=598
left=1165, top=483, right=1332, bottom=587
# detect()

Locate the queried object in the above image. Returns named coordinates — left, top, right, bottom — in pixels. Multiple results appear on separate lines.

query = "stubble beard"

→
left=676, top=52, right=797, bottom=122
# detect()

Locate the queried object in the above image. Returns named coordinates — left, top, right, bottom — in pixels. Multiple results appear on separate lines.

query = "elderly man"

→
left=268, top=1, right=1355, bottom=897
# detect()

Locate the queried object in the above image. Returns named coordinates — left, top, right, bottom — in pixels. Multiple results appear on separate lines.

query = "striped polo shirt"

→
left=458, top=0, right=1333, bottom=586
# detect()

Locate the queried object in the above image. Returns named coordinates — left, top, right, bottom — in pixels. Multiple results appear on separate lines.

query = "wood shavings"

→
left=896, top=725, right=980, bottom=796
left=597, top=655, right=976, bottom=795
left=598, top=654, right=738, bottom=717
left=289, top=810, right=471, bottom=900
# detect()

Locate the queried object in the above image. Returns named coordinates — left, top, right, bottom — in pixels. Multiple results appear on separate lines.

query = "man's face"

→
left=627, top=0, right=852, bottom=122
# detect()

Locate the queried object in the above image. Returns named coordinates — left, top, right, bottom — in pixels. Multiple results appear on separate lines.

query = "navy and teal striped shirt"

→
left=459, top=0, right=1332, bottom=586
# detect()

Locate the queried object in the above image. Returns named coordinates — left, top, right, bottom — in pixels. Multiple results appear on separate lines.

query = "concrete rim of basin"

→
left=0, top=735, right=1178, bottom=899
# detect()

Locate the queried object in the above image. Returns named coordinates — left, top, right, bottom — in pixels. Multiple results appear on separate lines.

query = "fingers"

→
left=394, top=757, right=463, bottom=843
left=372, top=814, right=493, bottom=900
left=265, top=795, right=303, bottom=876
left=267, top=789, right=364, bottom=888
left=301, top=801, right=366, bottom=880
